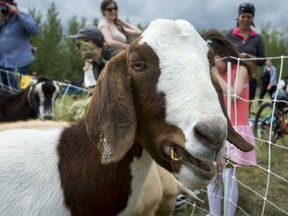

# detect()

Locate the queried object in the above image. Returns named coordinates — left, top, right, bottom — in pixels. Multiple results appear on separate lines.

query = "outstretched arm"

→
left=117, top=19, right=142, bottom=36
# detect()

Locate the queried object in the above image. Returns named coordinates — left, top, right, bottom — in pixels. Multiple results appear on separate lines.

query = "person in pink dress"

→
left=202, top=29, right=257, bottom=216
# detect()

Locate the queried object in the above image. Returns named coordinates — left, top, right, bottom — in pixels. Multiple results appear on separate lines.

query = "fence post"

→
left=224, top=57, right=232, bottom=216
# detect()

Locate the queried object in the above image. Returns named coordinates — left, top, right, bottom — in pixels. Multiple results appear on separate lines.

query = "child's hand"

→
left=212, top=66, right=220, bottom=75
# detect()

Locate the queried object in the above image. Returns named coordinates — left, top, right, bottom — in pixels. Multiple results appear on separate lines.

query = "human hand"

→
left=7, top=4, right=20, bottom=16
left=116, top=18, right=123, bottom=25
left=240, top=52, right=250, bottom=59
left=116, top=18, right=127, bottom=27
left=211, top=66, right=220, bottom=75
left=267, top=84, right=272, bottom=90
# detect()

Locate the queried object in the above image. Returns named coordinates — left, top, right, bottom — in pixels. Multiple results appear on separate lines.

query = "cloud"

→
left=19, top=0, right=287, bottom=32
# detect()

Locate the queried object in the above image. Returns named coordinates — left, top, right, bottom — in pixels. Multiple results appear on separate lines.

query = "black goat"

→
left=0, top=76, right=60, bottom=122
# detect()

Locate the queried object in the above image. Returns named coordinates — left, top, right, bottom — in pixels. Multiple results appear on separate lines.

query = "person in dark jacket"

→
left=226, top=3, right=265, bottom=111
left=70, top=25, right=119, bottom=81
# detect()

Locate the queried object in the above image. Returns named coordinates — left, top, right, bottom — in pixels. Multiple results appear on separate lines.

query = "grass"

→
left=236, top=137, right=288, bottom=216
left=173, top=98, right=288, bottom=216
left=54, top=92, right=91, bottom=122
left=173, top=140, right=288, bottom=216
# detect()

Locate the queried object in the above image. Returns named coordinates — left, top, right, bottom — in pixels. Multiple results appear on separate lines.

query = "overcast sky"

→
left=19, top=0, right=286, bottom=32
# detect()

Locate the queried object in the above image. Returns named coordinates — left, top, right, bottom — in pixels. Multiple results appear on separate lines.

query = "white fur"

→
left=0, top=128, right=70, bottom=216
left=119, top=150, right=153, bottom=216
left=141, top=19, right=227, bottom=187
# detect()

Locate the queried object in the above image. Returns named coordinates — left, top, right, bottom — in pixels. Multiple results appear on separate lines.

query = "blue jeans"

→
left=0, top=65, right=30, bottom=90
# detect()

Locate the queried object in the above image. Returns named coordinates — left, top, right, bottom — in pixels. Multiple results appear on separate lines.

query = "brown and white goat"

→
left=0, top=19, right=253, bottom=216
left=0, top=76, right=60, bottom=122
left=0, top=120, right=197, bottom=216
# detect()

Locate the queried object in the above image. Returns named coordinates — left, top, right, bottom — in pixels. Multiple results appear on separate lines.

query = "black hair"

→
left=202, top=29, right=255, bottom=80
left=100, top=0, right=118, bottom=16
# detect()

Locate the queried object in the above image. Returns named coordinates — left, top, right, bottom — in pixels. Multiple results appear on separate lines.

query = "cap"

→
left=69, top=25, right=104, bottom=43
left=238, top=3, right=255, bottom=16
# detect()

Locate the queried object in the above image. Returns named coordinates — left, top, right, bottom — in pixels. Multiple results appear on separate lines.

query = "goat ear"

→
left=211, top=73, right=254, bottom=152
left=85, top=52, right=137, bottom=164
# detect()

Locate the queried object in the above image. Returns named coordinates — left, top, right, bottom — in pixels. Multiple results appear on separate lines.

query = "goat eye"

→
left=132, top=61, right=146, bottom=71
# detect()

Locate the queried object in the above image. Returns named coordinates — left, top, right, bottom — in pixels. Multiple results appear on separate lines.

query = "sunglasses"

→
left=106, top=7, right=117, bottom=12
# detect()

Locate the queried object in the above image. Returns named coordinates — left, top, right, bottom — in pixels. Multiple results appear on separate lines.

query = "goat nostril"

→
left=194, top=122, right=226, bottom=148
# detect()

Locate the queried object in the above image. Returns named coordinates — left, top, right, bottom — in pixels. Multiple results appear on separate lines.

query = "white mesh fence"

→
left=184, top=56, right=288, bottom=216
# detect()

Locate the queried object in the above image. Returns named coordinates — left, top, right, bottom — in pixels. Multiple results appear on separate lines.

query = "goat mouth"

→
left=163, top=144, right=215, bottom=176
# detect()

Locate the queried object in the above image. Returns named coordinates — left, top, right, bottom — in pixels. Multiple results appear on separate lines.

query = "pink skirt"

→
left=224, top=125, right=257, bottom=167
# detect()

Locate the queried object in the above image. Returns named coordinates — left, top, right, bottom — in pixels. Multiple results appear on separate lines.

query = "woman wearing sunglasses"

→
left=99, top=0, right=142, bottom=51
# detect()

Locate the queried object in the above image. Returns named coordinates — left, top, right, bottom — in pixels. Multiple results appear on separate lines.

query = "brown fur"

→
left=56, top=39, right=253, bottom=215
left=58, top=119, right=143, bottom=215
left=0, top=87, right=36, bottom=121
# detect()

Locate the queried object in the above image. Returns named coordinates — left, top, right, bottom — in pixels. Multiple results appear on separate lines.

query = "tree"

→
left=261, top=22, right=288, bottom=80
left=30, top=3, right=64, bottom=80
